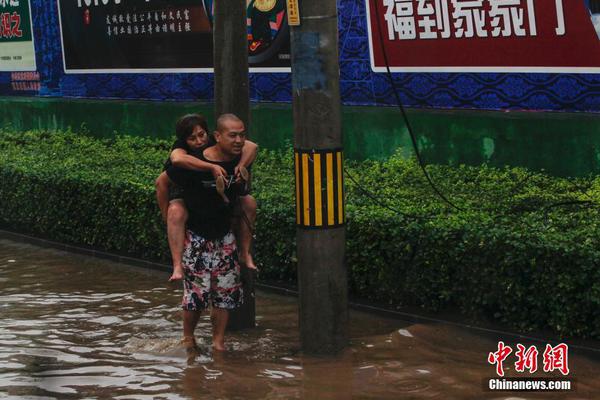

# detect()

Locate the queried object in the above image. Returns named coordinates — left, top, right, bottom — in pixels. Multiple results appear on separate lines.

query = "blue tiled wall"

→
left=2, top=0, right=600, bottom=112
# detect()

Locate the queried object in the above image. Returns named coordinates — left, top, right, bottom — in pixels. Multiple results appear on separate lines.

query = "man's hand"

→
left=211, top=164, right=227, bottom=179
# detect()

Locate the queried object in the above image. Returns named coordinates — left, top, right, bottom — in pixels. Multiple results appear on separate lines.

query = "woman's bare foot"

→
left=238, top=166, right=249, bottom=182
left=239, top=253, right=257, bottom=270
left=169, top=265, right=184, bottom=281
left=215, top=176, right=229, bottom=203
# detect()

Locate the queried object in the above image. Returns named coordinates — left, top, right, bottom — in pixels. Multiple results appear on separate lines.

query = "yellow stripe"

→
left=326, top=153, right=334, bottom=226
left=295, top=152, right=301, bottom=225
left=337, top=152, right=343, bottom=224
left=341, top=152, right=345, bottom=222
left=302, top=153, right=310, bottom=225
left=313, top=153, right=322, bottom=226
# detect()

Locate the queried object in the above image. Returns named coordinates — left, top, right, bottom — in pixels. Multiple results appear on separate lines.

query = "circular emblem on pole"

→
left=254, top=0, right=277, bottom=12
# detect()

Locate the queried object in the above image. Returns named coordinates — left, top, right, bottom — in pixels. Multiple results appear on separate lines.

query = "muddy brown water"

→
left=1, top=238, right=599, bottom=399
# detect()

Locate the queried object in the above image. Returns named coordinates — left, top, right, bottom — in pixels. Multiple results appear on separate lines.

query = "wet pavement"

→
left=1, top=238, right=599, bottom=399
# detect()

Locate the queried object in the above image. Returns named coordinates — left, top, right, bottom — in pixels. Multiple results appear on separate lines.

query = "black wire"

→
left=371, top=0, right=463, bottom=212
left=362, top=0, right=599, bottom=221
left=344, top=166, right=432, bottom=221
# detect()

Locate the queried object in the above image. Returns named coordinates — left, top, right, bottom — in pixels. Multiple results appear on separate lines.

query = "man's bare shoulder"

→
left=203, top=146, right=217, bottom=158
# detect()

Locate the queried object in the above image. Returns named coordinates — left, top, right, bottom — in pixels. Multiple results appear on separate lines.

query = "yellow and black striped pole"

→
left=294, top=148, right=345, bottom=228
left=290, top=0, right=348, bottom=355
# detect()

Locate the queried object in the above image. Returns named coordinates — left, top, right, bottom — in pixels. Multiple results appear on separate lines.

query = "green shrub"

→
left=1, top=129, right=600, bottom=338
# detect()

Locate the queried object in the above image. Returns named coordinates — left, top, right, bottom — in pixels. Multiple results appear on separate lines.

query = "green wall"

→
left=2, top=96, right=600, bottom=176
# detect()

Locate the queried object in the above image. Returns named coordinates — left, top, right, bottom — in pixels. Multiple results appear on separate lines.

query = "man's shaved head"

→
left=216, top=113, right=243, bottom=133
left=213, top=113, right=246, bottom=157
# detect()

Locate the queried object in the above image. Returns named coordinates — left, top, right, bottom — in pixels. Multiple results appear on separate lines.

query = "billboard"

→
left=57, top=0, right=290, bottom=73
left=0, top=0, right=36, bottom=72
left=366, top=0, right=600, bottom=73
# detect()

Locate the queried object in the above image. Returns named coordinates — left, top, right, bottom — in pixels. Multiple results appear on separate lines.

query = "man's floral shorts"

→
left=181, top=230, right=243, bottom=311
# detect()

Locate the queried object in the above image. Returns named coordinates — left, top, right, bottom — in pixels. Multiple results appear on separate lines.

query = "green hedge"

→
left=1, top=129, right=600, bottom=338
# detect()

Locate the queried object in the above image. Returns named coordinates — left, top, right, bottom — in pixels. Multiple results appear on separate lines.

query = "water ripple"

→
left=1, top=239, right=599, bottom=399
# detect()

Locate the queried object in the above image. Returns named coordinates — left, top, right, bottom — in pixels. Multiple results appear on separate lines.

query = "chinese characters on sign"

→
left=1, top=10, right=22, bottom=38
left=1, top=0, right=23, bottom=39
left=286, top=0, right=300, bottom=26
left=56, top=0, right=214, bottom=72
left=57, top=0, right=291, bottom=72
left=0, top=0, right=21, bottom=5
left=0, top=0, right=35, bottom=72
left=382, top=0, right=565, bottom=41
left=104, top=8, right=193, bottom=38
left=488, top=342, right=570, bottom=377
left=367, top=0, right=600, bottom=72
left=10, top=71, right=40, bottom=91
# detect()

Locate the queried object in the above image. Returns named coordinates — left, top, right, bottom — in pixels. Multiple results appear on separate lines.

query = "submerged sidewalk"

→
left=1, top=238, right=600, bottom=399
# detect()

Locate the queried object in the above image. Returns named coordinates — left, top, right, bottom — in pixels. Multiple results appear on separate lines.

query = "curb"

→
left=2, top=228, right=599, bottom=353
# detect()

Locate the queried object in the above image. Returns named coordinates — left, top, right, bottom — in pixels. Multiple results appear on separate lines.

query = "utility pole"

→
left=213, top=0, right=250, bottom=127
left=213, top=0, right=254, bottom=330
left=290, top=0, right=348, bottom=354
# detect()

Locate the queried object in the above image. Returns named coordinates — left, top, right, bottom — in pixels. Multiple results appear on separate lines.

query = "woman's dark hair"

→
left=175, top=114, right=209, bottom=141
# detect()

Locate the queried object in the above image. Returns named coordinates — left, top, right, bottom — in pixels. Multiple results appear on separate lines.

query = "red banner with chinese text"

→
left=366, top=0, right=600, bottom=72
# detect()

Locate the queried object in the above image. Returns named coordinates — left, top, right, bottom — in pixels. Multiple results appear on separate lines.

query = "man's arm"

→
left=171, top=140, right=258, bottom=177
left=170, top=148, right=226, bottom=178
left=238, top=140, right=258, bottom=168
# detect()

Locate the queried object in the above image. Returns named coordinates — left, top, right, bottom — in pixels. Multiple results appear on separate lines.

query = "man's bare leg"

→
left=211, top=308, right=229, bottom=351
left=182, top=310, right=201, bottom=346
left=167, top=200, right=188, bottom=281
left=235, top=195, right=257, bottom=270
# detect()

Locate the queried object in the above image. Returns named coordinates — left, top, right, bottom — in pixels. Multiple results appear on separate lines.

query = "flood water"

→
left=1, top=238, right=600, bottom=399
